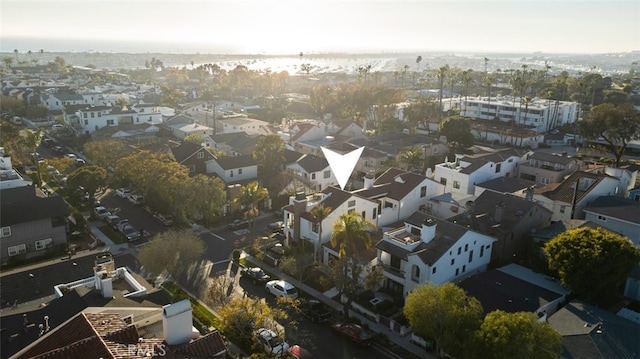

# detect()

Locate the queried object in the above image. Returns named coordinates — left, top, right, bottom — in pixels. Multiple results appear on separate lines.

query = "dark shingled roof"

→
left=214, top=154, right=256, bottom=170
left=548, top=300, right=640, bottom=359
left=459, top=148, right=525, bottom=174
left=170, top=141, right=214, bottom=163
left=0, top=189, right=69, bottom=226
left=403, top=212, right=471, bottom=265
left=476, top=176, right=536, bottom=194
left=537, top=171, right=610, bottom=204
left=296, top=154, right=329, bottom=173
left=457, top=268, right=563, bottom=314
left=583, top=196, right=640, bottom=224
left=355, top=168, right=429, bottom=201
left=284, top=149, right=306, bottom=165
left=526, top=151, right=577, bottom=165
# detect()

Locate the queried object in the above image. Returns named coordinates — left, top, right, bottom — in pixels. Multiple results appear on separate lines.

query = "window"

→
left=432, top=267, right=437, bottom=274
left=84, top=119, right=88, bottom=125
left=464, top=244, right=468, bottom=252
left=348, top=208, right=355, bottom=214
left=230, top=170, right=234, bottom=177
left=468, top=250, right=474, bottom=262
left=559, top=205, right=566, bottom=214
left=462, top=265, right=466, bottom=273
left=451, top=258, right=455, bottom=265
left=453, top=181, right=460, bottom=189
left=312, top=222, right=319, bottom=233
left=323, top=170, right=331, bottom=179
left=540, top=177, right=550, bottom=185
left=495, top=163, right=502, bottom=173
left=107, top=119, right=114, bottom=125
left=197, top=152, right=204, bottom=159
left=8, top=244, right=26, bottom=256
left=390, top=255, right=401, bottom=270
left=457, top=247, right=461, bottom=255
left=455, top=268, right=459, bottom=276
left=373, top=208, right=377, bottom=219
left=480, top=246, right=484, bottom=257
left=348, top=200, right=356, bottom=207
left=361, top=211, right=366, bottom=219
left=1, top=226, right=11, bottom=237
left=91, top=112, right=95, bottom=118
left=440, top=178, right=447, bottom=185
left=412, top=265, right=420, bottom=281
left=311, top=173, right=316, bottom=180
left=238, top=168, right=242, bottom=174
left=597, top=215, right=607, bottom=221
left=35, top=238, right=52, bottom=251
left=420, top=186, right=427, bottom=198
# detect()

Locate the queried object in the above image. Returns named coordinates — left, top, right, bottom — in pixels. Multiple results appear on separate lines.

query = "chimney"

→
left=493, top=201, right=506, bottom=223
left=162, top=299, right=197, bottom=345
left=101, top=276, right=113, bottom=298
left=363, top=173, right=375, bottom=189
left=292, top=192, right=308, bottom=243
left=421, top=218, right=437, bottom=244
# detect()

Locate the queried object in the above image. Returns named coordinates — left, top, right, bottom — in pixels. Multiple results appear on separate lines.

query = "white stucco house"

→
left=206, top=154, right=258, bottom=184
left=376, top=212, right=496, bottom=298
left=434, top=148, right=526, bottom=196
left=285, top=153, right=338, bottom=192
left=353, top=168, right=445, bottom=228
left=534, top=171, right=624, bottom=221
left=282, top=187, right=379, bottom=260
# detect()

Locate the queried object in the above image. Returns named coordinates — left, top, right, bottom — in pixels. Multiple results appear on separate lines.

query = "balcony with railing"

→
left=383, top=227, right=423, bottom=251
left=379, top=262, right=405, bottom=281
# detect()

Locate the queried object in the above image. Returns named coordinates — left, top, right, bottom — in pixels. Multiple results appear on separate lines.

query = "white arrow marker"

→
left=321, top=146, right=365, bottom=190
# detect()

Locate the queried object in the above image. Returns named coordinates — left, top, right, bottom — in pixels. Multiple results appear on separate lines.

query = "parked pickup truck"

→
left=302, top=299, right=332, bottom=323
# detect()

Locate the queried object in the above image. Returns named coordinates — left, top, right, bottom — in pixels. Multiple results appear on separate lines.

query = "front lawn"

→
left=97, top=225, right=127, bottom=244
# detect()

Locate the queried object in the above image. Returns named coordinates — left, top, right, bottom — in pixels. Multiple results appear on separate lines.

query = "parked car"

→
left=302, top=299, right=332, bottom=323
left=128, top=194, right=145, bottom=206
left=64, top=153, right=77, bottom=160
left=265, top=280, right=298, bottom=299
left=288, top=345, right=313, bottom=359
left=241, top=266, right=271, bottom=284
left=75, top=158, right=86, bottom=167
left=267, top=221, right=284, bottom=231
left=52, top=145, right=65, bottom=154
left=93, top=206, right=111, bottom=220
left=116, top=219, right=130, bottom=232
left=227, top=219, right=249, bottom=230
left=41, top=137, right=55, bottom=147
left=120, top=224, right=140, bottom=241
left=105, top=215, right=122, bottom=229
left=153, top=213, right=174, bottom=226
left=255, top=328, right=289, bottom=357
left=331, top=323, right=373, bottom=346
left=115, top=188, right=131, bottom=198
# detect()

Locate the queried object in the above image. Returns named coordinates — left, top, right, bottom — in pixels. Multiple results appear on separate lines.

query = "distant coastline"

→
left=2, top=37, right=638, bottom=75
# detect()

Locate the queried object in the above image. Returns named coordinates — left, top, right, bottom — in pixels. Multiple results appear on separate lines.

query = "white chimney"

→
left=162, top=299, right=196, bottom=345
left=363, top=173, right=375, bottom=189
left=493, top=201, right=506, bottom=223
left=425, top=168, right=433, bottom=178
left=421, top=218, right=437, bottom=244
left=101, top=277, right=113, bottom=298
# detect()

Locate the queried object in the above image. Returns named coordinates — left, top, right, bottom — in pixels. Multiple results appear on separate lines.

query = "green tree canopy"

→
left=544, top=227, right=640, bottom=302
left=475, top=310, right=563, bottom=359
left=252, top=134, right=285, bottom=193
left=439, top=116, right=474, bottom=152
left=404, top=282, right=483, bottom=358
left=66, top=165, right=107, bottom=203
left=579, top=103, right=640, bottom=167
left=138, top=230, right=206, bottom=278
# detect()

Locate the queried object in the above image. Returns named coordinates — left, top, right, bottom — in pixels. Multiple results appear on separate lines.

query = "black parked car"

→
left=302, top=299, right=332, bottom=323
left=241, top=266, right=271, bottom=284
left=227, top=219, right=249, bottom=230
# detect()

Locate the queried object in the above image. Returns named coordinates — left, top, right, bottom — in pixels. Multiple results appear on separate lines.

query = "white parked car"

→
left=128, top=194, right=145, bottom=206
left=255, top=328, right=289, bottom=357
left=93, top=206, right=111, bottom=220
left=64, top=153, right=77, bottom=160
left=115, top=188, right=132, bottom=198
left=265, top=280, right=298, bottom=299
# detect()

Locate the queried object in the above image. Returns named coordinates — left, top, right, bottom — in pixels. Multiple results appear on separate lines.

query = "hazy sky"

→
left=1, top=0, right=639, bottom=54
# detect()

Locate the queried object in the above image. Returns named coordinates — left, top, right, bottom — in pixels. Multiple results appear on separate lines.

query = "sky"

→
left=1, top=0, right=639, bottom=55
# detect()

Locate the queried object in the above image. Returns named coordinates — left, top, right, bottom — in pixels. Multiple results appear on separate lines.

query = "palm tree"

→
left=460, top=69, right=474, bottom=117
left=330, top=212, right=376, bottom=259
left=40, top=49, right=44, bottom=65
left=309, top=204, right=332, bottom=262
left=400, top=147, right=424, bottom=172
left=234, top=181, right=269, bottom=238
left=436, top=65, right=449, bottom=121
left=13, top=49, right=18, bottom=63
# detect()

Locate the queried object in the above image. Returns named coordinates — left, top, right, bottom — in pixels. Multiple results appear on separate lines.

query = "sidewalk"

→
left=88, top=225, right=132, bottom=255
left=241, top=252, right=434, bottom=359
